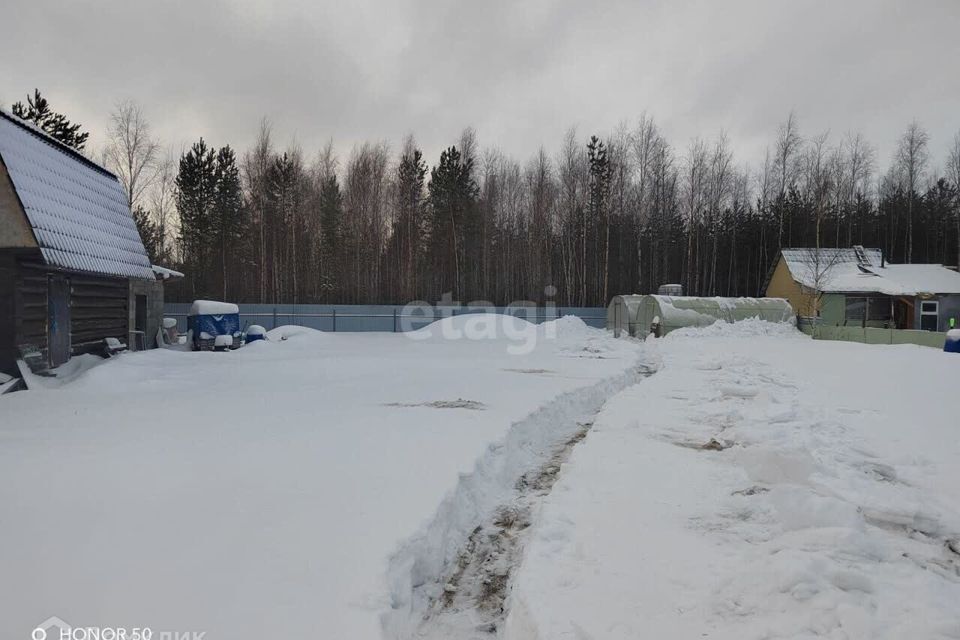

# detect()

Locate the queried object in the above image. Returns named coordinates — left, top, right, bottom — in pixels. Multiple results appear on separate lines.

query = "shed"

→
left=608, top=295, right=794, bottom=338
left=0, top=109, right=165, bottom=375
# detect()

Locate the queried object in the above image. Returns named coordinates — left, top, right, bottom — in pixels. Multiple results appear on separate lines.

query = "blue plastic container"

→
left=945, top=329, right=960, bottom=353
left=187, top=301, right=242, bottom=351
left=246, top=325, right=267, bottom=343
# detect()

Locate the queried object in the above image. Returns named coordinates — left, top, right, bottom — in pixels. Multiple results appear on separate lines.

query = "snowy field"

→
left=1, top=317, right=958, bottom=640
left=507, top=321, right=960, bottom=639
left=0, top=316, right=643, bottom=639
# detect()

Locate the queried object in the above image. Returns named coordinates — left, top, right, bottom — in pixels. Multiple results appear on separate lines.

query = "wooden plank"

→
left=1, top=377, right=24, bottom=394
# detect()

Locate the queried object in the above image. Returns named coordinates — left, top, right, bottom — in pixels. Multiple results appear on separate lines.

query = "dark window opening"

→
left=134, top=294, right=148, bottom=349
left=868, top=298, right=892, bottom=322
left=920, top=300, right=939, bottom=332
left=845, top=297, right=865, bottom=322
left=845, top=296, right=894, bottom=326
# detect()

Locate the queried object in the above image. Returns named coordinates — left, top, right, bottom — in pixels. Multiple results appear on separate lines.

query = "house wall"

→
left=13, top=260, right=50, bottom=372
left=10, top=261, right=130, bottom=371
left=3, top=258, right=153, bottom=374
left=0, top=156, right=37, bottom=249
left=128, top=278, right=164, bottom=350
left=0, top=253, right=19, bottom=376
left=820, top=294, right=846, bottom=325
left=765, top=257, right=815, bottom=316
left=915, top=294, right=960, bottom=332
left=69, top=273, right=129, bottom=357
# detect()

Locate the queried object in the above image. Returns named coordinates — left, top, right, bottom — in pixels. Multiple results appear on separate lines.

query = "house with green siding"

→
left=765, top=247, right=960, bottom=333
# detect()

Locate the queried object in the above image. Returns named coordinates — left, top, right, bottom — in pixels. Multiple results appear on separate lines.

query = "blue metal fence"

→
left=163, top=303, right=607, bottom=333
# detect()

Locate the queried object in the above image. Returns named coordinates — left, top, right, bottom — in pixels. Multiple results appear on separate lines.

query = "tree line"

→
left=10, top=91, right=960, bottom=306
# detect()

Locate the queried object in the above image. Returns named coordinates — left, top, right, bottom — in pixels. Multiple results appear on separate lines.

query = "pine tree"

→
left=588, top=135, right=611, bottom=302
left=428, top=146, right=479, bottom=300
left=213, top=145, right=244, bottom=299
left=319, top=174, right=344, bottom=299
left=133, top=206, right=162, bottom=264
left=176, top=139, right=218, bottom=297
left=393, top=147, right=427, bottom=300
left=11, top=89, right=90, bottom=151
left=266, top=153, right=304, bottom=302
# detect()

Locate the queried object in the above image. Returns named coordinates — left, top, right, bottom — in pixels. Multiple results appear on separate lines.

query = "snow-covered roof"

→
left=0, top=110, right=154, bottom=280
left=864, top=264, right=960, bottom=295
left=189, top=300, right=240, bottom=316
left=781, top=248, right=960, bottom=295
left=151, top=264, right=185, bottom=280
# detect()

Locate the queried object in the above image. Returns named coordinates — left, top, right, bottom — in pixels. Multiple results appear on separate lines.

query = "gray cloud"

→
left=2, top=0, right=958, bottom=172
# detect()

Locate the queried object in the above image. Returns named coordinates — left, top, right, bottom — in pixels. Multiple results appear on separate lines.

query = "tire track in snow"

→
left=382, top=360, right=658, bottom=639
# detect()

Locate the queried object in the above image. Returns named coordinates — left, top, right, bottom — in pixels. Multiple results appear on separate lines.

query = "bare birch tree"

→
left=947, top=131, right=960, bottom=269
left=103, top=100, right=160, bottom=211
left=895, top=121, right=929, bottom=263
left=774, top=112, right=803, bottom=247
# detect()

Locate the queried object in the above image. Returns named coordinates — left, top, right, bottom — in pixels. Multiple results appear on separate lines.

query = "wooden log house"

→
left=0, top=109, right=167, bottom=376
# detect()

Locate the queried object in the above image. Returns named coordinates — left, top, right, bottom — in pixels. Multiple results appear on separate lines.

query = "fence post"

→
left=332, top=308, right=337, bottom=332
left=393, top=308, right=398, bottom=332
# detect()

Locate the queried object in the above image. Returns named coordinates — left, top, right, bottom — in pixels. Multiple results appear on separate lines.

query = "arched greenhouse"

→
left=607, top=295, right=794, bottom=338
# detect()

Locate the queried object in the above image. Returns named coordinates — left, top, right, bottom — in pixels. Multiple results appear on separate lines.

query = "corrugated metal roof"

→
left=0, top=110, right=154, bottom=280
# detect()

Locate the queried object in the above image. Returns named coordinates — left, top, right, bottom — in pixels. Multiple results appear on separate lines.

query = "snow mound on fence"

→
left=415, top=313, right=597, bottom=341
left=412, top=313, right=538, bottom=340
left=666, top=317, right=804, bottom=340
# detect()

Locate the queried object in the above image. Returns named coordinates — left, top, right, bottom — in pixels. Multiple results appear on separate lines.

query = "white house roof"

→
left=781, top=248, right=960, bottom=296
left=0, top=110, right=154, bottom=280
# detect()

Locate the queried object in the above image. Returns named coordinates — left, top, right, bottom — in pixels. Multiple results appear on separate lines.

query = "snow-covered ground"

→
left=2, top=316, right=957, bottom=640
left=0, top=316, right=642, bottom=640
left=507, top=320, right=960, bottom=639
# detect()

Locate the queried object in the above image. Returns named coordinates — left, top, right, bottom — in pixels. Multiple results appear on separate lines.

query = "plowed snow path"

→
left=383, top=362, right=658, bottom=639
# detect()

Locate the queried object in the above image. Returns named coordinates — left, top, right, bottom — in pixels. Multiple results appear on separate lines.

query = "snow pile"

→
left=507, top=328, right=960, bottom=639
left=16, top=353, right=110, bottom=390
left=264, top=324, right=326, bottom=341
left=665, top=317, right=804, bottom=340
left=538, top=314, right=593, bottom=339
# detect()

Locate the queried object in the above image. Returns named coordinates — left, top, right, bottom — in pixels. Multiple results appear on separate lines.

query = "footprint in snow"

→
left=384, top=399, right=487, bottom=410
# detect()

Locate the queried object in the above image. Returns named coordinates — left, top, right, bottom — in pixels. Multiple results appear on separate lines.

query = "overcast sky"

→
left=2, top=0, right=958, bottom=174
